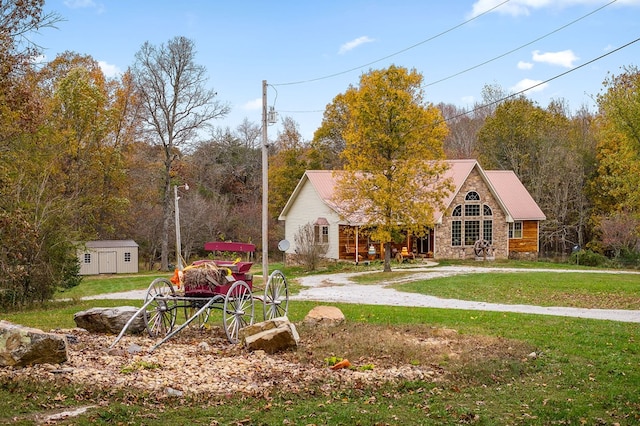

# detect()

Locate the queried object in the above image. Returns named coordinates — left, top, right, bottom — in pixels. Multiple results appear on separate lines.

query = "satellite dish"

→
left=278, top=239, right=290, bottom=251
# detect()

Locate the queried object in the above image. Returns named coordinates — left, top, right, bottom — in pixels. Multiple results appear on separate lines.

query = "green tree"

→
left=132, top=36, right=229, bottom=270
left=588, top=66, right=640, bottom=256
left=268, top=116, right=309, bottom=219
left=37, top=52, right=139, bottom=237
left=591, top=66, right=640, bottom=215
left=309, top=93, right=348, bottom=169
left=333, top=65, right=452, bottom=272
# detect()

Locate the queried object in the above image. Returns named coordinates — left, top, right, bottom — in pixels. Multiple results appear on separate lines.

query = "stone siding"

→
left=435, top=167, right=509, bottom=260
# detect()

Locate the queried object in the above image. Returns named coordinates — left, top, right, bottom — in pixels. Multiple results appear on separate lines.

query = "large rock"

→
left=303, top=306, right=345, bottom=327
left=240, top=316, right=299, bottom=354
left=74, top=306, right=145, bottom=334
left=0, top=321, right=68, bottom=367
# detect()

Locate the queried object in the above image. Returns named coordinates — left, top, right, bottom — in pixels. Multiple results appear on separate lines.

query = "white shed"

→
left=78, top=240, right=139, bottom=275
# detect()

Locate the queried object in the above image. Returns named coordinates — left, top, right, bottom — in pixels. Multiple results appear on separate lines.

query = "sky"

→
left=38, top=0, right=640, bottom=141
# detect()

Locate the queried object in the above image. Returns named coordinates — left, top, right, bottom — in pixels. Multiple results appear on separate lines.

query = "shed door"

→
left=99, top=251, right=117, bottom=274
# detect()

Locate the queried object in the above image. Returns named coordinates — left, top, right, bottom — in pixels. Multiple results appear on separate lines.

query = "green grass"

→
left=54, top=273, right=167, bottom=299
left=3, top=262, right=640, bottom=425
left=3, top=301, right=639, bottom=424
left=392, top=271, right=640, bottom=309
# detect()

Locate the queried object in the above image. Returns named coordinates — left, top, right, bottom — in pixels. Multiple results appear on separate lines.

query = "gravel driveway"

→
left=88, top=264, right=640, bottom=323
left=289, top=265, right=640, bottom=323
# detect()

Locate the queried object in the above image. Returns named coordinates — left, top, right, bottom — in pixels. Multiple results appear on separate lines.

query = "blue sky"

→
left=40, top=0, right=640, bottom=141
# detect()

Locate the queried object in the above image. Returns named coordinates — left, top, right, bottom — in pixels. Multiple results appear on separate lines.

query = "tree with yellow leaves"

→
left=332, top=65, right=452, bottom=272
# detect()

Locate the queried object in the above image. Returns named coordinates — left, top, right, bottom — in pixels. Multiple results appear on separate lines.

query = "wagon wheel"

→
left=143, top=278, right=178, bottom=338
left=223, top=280, right=255, bottom=343
left=264, top=270, right=289, bottom=320
left=474, top=239, right=489, bottom=257
left=184, top=301, right=211, bottom=330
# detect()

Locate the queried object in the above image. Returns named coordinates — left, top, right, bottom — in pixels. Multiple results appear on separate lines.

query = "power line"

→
left=272, top=0, right=511, bottom=87
left=424, top=0, right=618, bottom=87
left=274, top=0, right=620, bottom=117
left=442, top=36, right=640, bottom=123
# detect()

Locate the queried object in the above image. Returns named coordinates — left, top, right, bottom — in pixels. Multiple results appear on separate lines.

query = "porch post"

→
left=355, top=226, right=359, bottom=264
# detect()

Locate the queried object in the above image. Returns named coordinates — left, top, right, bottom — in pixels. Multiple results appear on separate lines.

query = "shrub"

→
left=568, top=249, right=610, bottom=267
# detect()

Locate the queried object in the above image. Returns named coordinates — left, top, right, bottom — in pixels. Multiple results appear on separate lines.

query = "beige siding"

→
left=283, top=179, right=342, bottom=260
left=78, top=243, right=139, bottom=275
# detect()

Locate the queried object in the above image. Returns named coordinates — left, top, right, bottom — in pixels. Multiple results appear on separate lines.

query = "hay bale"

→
left=183, top=262, right=226, bottom=293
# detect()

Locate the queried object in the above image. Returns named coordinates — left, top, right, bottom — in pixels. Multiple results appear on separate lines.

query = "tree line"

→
left=2, top=1, right=639, bottom=309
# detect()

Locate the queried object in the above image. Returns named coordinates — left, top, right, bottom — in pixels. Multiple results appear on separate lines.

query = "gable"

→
left=280, top=161, right=545, bottom=226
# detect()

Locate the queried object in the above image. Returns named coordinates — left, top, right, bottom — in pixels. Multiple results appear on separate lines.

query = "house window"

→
left=509, top=221, right=523, bottom=239
left=315, top=224, right=329, bottom=244
left=483, top=220, right=493, bottom=243
left=314, top=217, right=329, bottom=244
left=124, top=252, right=131, bottom=262
left=464, top=220, right=480, bottom=245
left=451, top=192, right=495, bottom=247
left=465, top=191, right=480, bottom=201
left=465, top=204, right=480, bottom=216
left=452, top=221, right=461, bottom=246
left=83, top=253, right=91, bottom=264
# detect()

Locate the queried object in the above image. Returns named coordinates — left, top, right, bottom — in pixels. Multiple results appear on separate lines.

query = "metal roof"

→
left=85, top=240, right=139, bottom=248
left=279, top=160, right=546, bottom=224
left=485, top=170, right=547, bottom=220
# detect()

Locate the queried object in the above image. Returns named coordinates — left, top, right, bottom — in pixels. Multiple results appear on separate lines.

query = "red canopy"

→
left=204, top=241, right=256, bottom=253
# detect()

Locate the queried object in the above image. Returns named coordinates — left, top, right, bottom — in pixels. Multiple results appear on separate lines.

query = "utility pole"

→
left=174, top=183, right=188, bottom=270
left=261, top=80, right=269, bottom=283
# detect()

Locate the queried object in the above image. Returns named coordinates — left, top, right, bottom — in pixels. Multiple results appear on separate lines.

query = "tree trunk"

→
left=383, top=241, right=392, bottom=272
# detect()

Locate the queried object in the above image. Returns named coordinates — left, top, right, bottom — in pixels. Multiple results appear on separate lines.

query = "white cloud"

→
left=339, top=36, right=375, bottom=55
left=64, top=0, right=95, bottom=8
left=532, top=49, right=579, bottom=67
left=98, top=61, right=121, bottom=78
left=64, top=0, right=105, bottom=13
left=518, top=60, right=534, bottom=70
left=243, top=98, right=262, bottom=110
left=511, top=78, right=548, bottom=94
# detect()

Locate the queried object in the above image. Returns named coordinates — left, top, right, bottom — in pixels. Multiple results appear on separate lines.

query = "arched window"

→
left=465, top=191, right=480, bottom=201
left=451, top=194, right=494, bottom=246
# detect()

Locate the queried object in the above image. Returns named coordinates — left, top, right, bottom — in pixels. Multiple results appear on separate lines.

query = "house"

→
left=77, top=240, right=139, bottom=275
left=278, top=159, right=546, bottom=261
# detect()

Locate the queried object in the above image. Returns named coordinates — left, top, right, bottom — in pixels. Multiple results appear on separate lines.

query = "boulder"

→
left=240, top=316, right=299, bottom=354
left=0, top=321, right=68, bottom=367
left=74, top=306, right=145, bottom=334
left=303, top=306, right=345, bottom=327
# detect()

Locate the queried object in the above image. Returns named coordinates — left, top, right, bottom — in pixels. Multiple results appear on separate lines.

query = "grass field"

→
left=2, top=261, right=640, bottom=425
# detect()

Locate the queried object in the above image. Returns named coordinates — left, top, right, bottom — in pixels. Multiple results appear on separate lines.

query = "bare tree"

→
left=293, top=222, right=328, bottom=271
left=132, top=36, right=229, bottom=270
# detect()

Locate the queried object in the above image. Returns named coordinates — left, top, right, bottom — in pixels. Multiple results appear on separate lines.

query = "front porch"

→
left=337, top=225, right=434, bottom=262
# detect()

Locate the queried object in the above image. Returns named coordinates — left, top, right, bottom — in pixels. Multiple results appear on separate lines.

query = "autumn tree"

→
left=477, top=96, right=597, bottom=255
left=590, top=66, right=640, bottom=215
left=333, top=65, right=452, bottom=272
left=587, top=66, right=640, bottom=258
left=132, top=36, right=229, bottom=270
left=268, top=116, right=309, bottom=219
left=309, top=93, right=348, bottom=169
left=0, top=2, right=81, bottom=309
left=36, top=52, right=140, bottom=237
